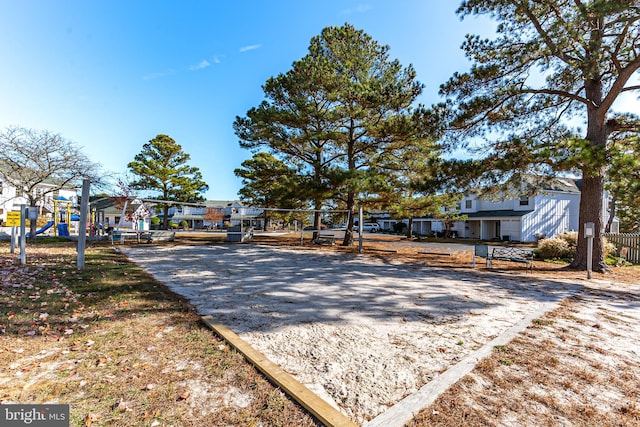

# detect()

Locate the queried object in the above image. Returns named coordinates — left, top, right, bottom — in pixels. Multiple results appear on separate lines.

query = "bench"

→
left=473, top=245, right=534, bottom=272
left=146, top=231, right=175, bottom=243
left=489, top=246, right=534, bottom=272
left=313, top=234, right=336, bottom=245
left=111, top=231, right=144, bottom=245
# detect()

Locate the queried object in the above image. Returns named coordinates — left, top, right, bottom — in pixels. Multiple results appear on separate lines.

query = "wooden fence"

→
left=604, top=233, right=640, bottom=264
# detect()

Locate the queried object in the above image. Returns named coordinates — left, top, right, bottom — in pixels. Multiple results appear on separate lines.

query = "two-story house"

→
left=384, top=177, right=618, bottom=242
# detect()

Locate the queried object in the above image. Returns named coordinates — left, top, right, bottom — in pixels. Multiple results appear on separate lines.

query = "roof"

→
left=540, top=177, right=580, bottom=193
left=204, top=200, right=238, bottom=208
left=469, top=175, right=582, bottom=197
left=103, top=203, right=148, bottom=215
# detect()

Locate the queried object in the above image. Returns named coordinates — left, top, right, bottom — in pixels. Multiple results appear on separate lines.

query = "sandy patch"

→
left=121, top=244, right=581, bottom=424
left=406, top=279, right=640, bottom=426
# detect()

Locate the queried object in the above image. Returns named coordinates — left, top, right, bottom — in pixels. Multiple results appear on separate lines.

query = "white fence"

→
left=604, top=233, right=640, bottom=264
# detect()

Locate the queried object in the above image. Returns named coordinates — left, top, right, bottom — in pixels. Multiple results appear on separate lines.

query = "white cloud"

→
left=239, top=44, right=262, bottom=53
left=189, top=60, right=211, bottom=71
left=341, top=3, right=373, bottom=15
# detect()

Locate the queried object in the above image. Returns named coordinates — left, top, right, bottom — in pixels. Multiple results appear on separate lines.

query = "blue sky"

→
left=1, top=2, right=636, bottom=200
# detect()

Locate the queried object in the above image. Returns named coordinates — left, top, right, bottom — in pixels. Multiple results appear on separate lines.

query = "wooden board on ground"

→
left=201, top=315, right=358, bottom=427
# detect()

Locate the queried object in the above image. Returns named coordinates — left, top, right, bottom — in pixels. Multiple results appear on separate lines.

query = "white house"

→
left=165, top=201, right=264, bottom=229
left=379, top=177, right=618, bottom=242
left=100, top=199, right=152, bottom=231
left=223, top=201, right=264, bottom=229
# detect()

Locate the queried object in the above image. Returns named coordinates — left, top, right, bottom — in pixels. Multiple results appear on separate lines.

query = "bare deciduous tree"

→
left=0, top=126, right=101, bottom=240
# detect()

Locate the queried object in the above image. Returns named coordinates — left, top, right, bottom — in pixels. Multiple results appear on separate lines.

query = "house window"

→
left=519, top=196, right=529, bottom=206
left=465, top=200, right=472, bottom=209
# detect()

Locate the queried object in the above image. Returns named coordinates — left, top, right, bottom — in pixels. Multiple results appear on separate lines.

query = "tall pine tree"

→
left=235, top=24, right=434, bottom=245
left=128, top=134, right=208, bottom=229
left=441, top=0, right=640, bottom=271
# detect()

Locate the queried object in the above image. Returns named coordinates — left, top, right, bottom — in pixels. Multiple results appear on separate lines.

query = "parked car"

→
left=355, top=222, right=380, bottom=233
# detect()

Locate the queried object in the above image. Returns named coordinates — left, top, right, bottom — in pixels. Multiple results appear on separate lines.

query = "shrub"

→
left=536, top=237, right=571, bottom=259
left=555, top=231, right=578, bottom=249
left=168, top=221, right=179, bottom=229
left=537, top=231, right=617, bottom=261
left=150, top=216, right=161, bottom=226
left=179, top=220, right=189, bottom=229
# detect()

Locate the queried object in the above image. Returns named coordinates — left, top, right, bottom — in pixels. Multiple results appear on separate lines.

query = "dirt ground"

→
left=119, top=236, right=640, bottom=426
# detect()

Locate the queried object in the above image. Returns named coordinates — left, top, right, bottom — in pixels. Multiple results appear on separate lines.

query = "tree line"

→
left=234, top=2, right=640, bottom=272
left=1, top=1, right=638, bottom=272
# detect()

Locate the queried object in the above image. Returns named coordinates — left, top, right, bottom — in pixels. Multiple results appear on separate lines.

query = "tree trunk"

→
left=163, top=205, right=169, bottom=230
left=570, top=78, right=610, bottom=273
left=571, top=173, right=607, bottom=272
left=29, top=217, right=37, bottom=243
left=342, top=193, right=355, bottom=246
left=570, top=96, right=610, bottom=271
left=406, top=217, right=414, bottom=239
left=312, top=204, right=322, bottom=240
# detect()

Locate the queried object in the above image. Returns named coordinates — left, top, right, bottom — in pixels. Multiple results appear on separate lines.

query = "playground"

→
left=118, top=242, right=640, bottom=425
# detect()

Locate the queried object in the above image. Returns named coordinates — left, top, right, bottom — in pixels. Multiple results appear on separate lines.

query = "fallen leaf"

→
left=83, top=413, right=97, bottom=426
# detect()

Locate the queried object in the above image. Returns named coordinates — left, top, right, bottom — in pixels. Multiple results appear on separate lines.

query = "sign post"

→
left=19, top=205, right=26, bottom=265
left=77, top=179, right=90, bottom=269
left=6, top=211, right=20, bottom=254
left=584, top=222, right=595, bottom=279
left=358, top=206, right=363, bottom=254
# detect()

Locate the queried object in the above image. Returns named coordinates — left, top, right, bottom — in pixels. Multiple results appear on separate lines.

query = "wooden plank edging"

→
left=201, top=315, right=359, bottom=427
left=363, top=298, right=565, bottom=427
